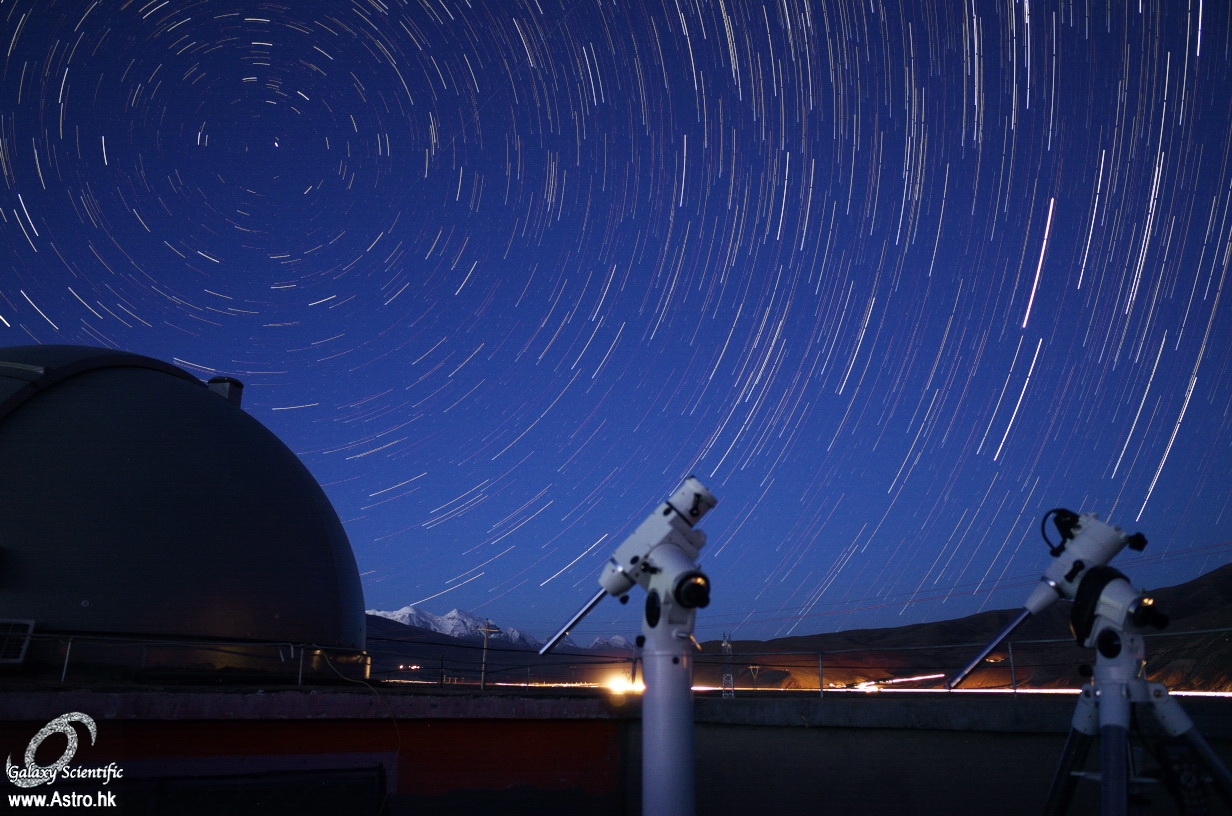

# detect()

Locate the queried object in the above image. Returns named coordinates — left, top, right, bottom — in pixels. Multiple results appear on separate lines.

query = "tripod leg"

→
left=1183, top=727, right=1232, bottom=810
left=1097, top=681, right=1132, bottom=816
left=1044, top=730, right=1094, bottom=816
left=1100, top=722, right=1130, bottom=816
left=1150, top=684, right=1232, bottom=808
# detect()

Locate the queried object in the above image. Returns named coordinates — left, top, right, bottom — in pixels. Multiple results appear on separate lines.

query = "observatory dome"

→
left=0, top=345, right=366, bottom=679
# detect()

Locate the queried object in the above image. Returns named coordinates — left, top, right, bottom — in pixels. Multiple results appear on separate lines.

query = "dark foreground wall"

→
left=2, top=688, right=1229, bottom=815
left=696, top=724, right=1093, bottom=815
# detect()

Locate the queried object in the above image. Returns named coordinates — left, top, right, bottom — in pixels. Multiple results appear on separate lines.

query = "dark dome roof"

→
left=0, top=345, right=365, bottom=653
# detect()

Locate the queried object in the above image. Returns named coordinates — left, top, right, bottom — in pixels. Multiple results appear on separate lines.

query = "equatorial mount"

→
left=947, top=510, right=1147, bottom=689
left=539, top=476, right=717, bottom=655
left=538, top=476, right=718, bottom=816
left=948, top=508, right=1232, bottom=815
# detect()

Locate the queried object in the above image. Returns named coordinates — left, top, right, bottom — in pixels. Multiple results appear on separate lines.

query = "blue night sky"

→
left=1, top=0, right=1229, bottom=644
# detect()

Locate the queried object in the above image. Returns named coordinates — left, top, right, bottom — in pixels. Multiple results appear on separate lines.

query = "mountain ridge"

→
left=697, top=561, right=1232, bottom=690
left=364, top=562, right=1232, bottom=690
left=366, top=604, right=547, bottom=649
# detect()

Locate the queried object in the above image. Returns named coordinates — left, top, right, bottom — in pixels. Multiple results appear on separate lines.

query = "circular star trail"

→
left=2, top=0, right=1229, bottom=642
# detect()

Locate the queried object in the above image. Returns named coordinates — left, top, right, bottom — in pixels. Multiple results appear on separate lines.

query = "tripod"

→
left=947, top=511, right=1232, bottom=815
left=1043, top=572, right=1232, bottom=816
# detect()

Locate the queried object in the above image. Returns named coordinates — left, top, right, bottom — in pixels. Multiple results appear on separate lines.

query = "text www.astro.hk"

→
left=9, top=790, right=119, bottom=808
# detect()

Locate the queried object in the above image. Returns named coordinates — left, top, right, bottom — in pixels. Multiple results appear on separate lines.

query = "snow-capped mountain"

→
left=588, top=635, right=635, bottom=652
left=366, top=605, right=545, bottom=649
left=366, top=604, right=638, bottom=651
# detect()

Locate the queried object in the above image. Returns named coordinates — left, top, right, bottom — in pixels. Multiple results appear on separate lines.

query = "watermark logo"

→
left=5, top=713, right=122, bottom=789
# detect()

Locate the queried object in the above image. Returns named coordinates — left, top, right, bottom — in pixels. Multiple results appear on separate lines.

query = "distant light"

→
left=940, top=688, right=1080, bottom=695
left=854, top=673, right=946, bottom=691
left=607, top=675, right=645, bottom=695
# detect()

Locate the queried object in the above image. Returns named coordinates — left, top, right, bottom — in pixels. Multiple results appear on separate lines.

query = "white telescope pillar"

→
left=642, top=617, right=696, bottom=816
left=637, top=515, right=711, bottom=816
left=536, top=477, right=717, bottom=816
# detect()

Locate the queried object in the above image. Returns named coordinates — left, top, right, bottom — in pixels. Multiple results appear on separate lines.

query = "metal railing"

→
left=6, top=624, right=1228, bottom=694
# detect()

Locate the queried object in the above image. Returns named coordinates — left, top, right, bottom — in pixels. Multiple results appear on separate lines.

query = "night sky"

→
left=2, top=0, right=1229, bottom=645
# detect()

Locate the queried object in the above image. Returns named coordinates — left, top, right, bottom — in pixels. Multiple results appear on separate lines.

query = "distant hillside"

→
left=697, top=563, right=1232, bottom=691
left=359, top=564, right=1231, bottom=691
left=364, top=613, right=633, bottom=686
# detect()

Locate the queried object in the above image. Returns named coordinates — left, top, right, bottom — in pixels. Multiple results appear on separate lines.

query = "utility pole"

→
left=478, top=621, right=500, bottom=691
left=721, top=634, right=734, bottom=699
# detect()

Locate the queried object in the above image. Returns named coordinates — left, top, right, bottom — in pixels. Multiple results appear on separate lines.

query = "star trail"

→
left=1, top=0, right=1229, bottom=643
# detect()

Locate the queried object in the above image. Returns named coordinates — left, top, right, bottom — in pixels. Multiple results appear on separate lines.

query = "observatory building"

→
left=0, top=345, right=368, bottom=681
left=2, top=347, right=1228, bottom=815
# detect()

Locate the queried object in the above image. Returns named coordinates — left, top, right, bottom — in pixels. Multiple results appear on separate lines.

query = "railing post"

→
left=1008, top=640, right=1018, bottom=691
left=818, top=653, right=824, bottom=699
left=61, top=638, right=73, bottom=683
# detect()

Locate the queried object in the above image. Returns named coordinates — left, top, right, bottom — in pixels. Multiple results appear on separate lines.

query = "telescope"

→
left=540, top=476, right=717, bottom=655
left=948, top=509, right=1232, bottom=814
left=947, top=509, right=1146, bottom=689
left=540, top=476, right=718, bottom=816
